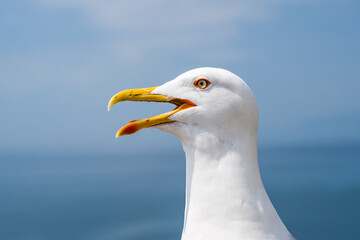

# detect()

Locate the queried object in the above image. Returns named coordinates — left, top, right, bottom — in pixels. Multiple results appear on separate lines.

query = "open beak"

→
left=108, top=87, right=196, bottom=137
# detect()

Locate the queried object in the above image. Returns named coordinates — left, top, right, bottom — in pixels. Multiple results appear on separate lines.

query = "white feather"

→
left=153, top=67, right=294, bottom=240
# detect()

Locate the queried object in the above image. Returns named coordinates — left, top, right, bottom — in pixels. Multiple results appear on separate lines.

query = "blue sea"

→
left=0, top=146, right=359, bottom=240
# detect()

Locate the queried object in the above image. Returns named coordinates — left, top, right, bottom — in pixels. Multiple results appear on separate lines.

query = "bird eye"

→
left=194, top=78, right=210, bottom=89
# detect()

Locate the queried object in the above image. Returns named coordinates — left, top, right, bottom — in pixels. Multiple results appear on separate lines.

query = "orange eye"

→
left=194, top=78, right=210, bottom=89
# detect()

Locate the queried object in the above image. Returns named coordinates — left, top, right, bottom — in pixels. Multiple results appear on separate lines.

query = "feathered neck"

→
left=178, top=129, right=292, bottom=240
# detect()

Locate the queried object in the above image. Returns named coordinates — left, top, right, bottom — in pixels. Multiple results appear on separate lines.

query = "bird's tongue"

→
left=116, top=102, right=195, bottom=137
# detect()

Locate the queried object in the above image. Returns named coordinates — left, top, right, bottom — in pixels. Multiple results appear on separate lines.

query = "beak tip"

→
left=116, top=131, right=122, bottom=138
left=107, top=103, right=113, bottom=112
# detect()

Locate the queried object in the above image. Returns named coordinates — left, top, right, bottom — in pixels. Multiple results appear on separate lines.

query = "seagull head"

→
left=108, top=67, right=258, bottom=141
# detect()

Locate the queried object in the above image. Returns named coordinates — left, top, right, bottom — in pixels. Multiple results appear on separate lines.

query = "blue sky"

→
left=0, top=0, right=359, bottom=154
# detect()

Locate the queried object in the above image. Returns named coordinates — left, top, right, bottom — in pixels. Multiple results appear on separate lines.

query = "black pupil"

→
left=199, top=81, right=205, bottom=87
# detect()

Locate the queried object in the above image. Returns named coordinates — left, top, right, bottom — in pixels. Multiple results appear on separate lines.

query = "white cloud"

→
left=34, top=0, right=285, bottom=61
left=36, top=0, right=275, bottom=29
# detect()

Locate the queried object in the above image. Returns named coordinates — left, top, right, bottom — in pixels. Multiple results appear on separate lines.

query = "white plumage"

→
left=108, top=67, right=294, bottom=240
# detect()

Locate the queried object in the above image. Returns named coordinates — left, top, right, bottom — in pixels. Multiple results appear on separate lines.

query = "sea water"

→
left=0, top=146, right=359, bottom=240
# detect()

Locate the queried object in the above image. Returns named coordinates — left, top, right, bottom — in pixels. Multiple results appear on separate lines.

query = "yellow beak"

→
left=108, top=87, right=196, bottom=137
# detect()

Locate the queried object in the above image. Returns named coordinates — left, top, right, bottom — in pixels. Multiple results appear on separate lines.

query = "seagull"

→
left=108, top=67, right=295, bottom=240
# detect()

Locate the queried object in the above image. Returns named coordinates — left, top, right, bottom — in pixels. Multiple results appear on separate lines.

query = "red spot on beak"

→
left=120, top=123, right=139, bottom=135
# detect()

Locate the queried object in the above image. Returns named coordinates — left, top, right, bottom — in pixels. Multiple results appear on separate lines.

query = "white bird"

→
left=108, top=67, right=295, bottom=240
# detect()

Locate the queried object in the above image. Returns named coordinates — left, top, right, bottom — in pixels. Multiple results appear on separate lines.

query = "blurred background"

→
left=0, top=0, right=359, bottom=239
